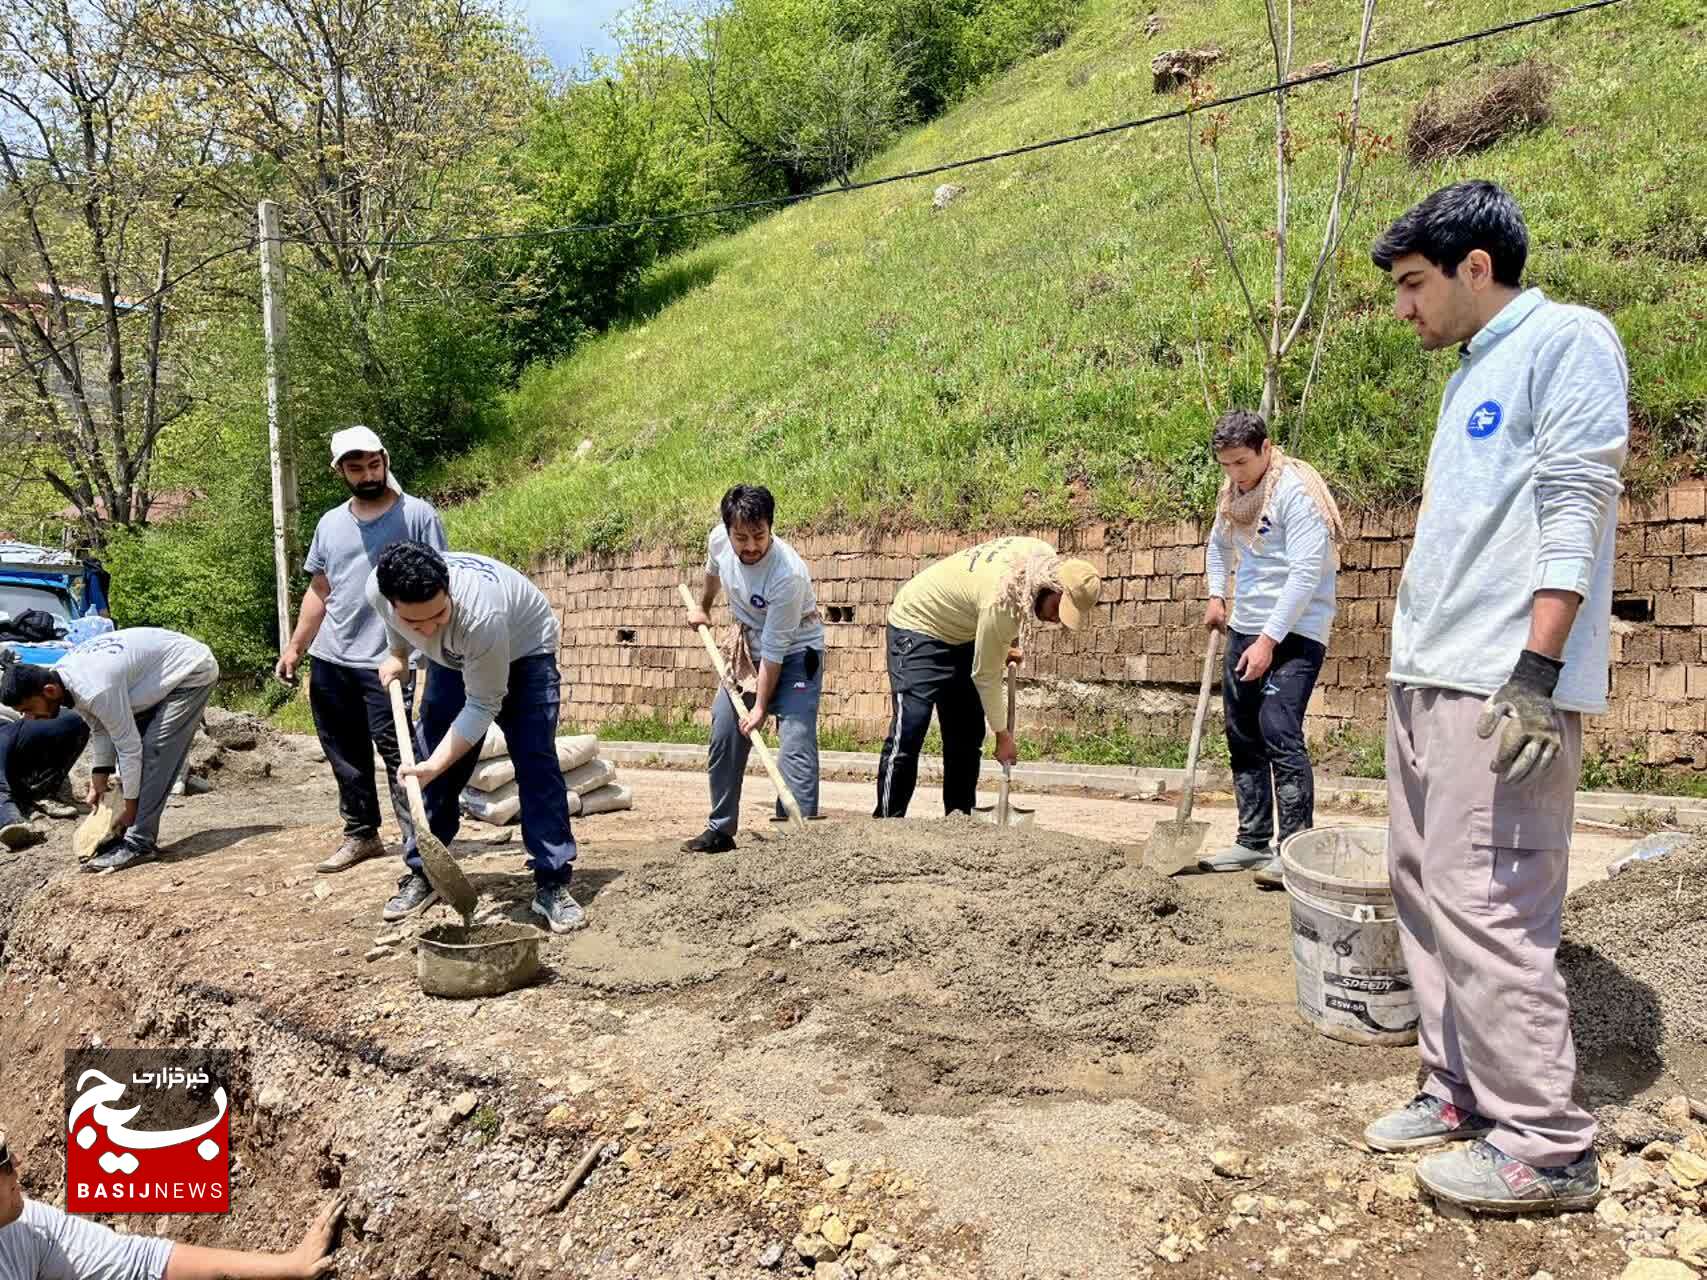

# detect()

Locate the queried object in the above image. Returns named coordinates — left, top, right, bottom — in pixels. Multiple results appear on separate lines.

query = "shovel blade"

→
left=975, top=804, right=1037, bottom=828
left=1137, top=818, right=1210, bottom=875
left=416, top=830, right=478, bottom=921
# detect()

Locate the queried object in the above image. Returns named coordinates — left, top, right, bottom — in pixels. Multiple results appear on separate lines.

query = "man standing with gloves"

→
left=1361, top=181, right=1627, bottom=1215
left=1198, top=408, right=1342, bottom=887
left=276, top=426, right=446, bottom=874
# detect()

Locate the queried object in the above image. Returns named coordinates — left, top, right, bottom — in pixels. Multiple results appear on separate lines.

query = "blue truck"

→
left=0, top=541, right=93, bottom=667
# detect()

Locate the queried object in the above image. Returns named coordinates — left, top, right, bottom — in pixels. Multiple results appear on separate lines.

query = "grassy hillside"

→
left=438, top=0, right=1707, bottom=564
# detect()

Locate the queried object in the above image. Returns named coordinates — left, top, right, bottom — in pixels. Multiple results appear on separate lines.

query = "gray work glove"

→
left=1476, top=649, right=1565, bottom=786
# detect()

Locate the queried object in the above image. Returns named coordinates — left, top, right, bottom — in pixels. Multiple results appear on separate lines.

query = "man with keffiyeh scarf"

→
left=1199, top=409, right=1344, bottom=887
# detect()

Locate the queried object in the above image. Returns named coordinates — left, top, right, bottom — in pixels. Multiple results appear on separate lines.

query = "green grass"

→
left=1580, top=750, right=1707, bottom=801
left=436, top=0, right=1707, bottom=564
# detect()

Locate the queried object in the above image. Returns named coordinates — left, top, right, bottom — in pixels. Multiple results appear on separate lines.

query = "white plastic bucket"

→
left=1279, top=825, right=1418, bottom=1047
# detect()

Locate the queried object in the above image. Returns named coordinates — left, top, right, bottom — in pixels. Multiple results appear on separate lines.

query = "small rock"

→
left=1610, top=1160, right=1661, bottom=1196
left=1154, top=1234, right=1187, bottom=1263
left=822, top=1157, right=853, bottom=1190
left=432, top=1104, right=455, bottom=1130
left=1268, top=1246, right=1291, bottom=1268
left=865, top=1242, right=901, bottom=1272
left=851, top=1233, right=874, bottom=1253
left=758, top=1242, right=785, bottom=1270
left=821, top=1216, right=850, bottom=1249
left=1231, top=1194, right=1260, bottom=1217
left=332, top=946, right=352, bottom=958
left=364, top=946, right=391, bottom=963
left=1641, top=1140, right=1675, bottom=1161
left=802, top=1205, right=829, bottom=1234
left=1594, top=1198, right=1630, bottom=1227
left=795, top=1232, right=841, bottom=1263
left=931, top=184, right=965, bottom=212
left=557, top=1231, right=575, bottom=1262
left=257, top=1084, right=287, bottom=1113
left=1376, top=1172, right=1417, bottom=1202
left=1211, top=1147, right=1251, bottom=1178
left=622, top=1111, right=646, bottom=1134
left=1618, top=1261, right=1698, bottom=1280
left=1658, top=1096, right=1694, bottom=1128
left=450, top=1091, right=478, bottom=1120
left=313, top=880, right=331, bottom=899
left=1532, top=1271, right=1555, bottom=1280
left=1669, top=1149, right=1707, bottom=1189
left=374, top=930, right=405, bottom=946
left=545, top=1105, right=573, bottom=1126
left=813, top=1264, right=844, bottom=1280
left=1677, top=1215, right=1707, bottom=1267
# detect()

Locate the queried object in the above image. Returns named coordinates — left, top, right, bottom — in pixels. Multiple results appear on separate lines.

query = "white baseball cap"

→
left=329, top=426, right=401, bottom=493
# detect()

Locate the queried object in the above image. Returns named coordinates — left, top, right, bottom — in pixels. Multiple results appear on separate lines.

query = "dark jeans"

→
left=1223, top=629, right=1327, bottom=851
left=417, top=653, right=577, bottom=887
left=873, top=625, right=986, bottom=818
left=0, top=710, right=90, bottom=817
left=309, top=659, right=418, bottom=857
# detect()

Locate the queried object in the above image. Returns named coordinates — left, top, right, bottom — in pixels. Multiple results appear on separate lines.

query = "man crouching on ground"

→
left=368, top=542, right=584, bottom=933
left=682, top=483, right=825, bottom=853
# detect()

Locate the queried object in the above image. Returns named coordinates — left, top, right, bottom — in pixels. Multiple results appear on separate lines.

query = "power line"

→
left=285, top=0, right=1625, bottom=251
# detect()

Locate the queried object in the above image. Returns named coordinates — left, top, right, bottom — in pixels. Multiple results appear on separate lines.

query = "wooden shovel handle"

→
left=1178, top=634, right=1220, bottom=822
left=387, top=677, right=429, bottom=821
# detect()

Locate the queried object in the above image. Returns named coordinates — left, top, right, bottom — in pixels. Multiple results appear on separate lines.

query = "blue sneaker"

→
left=1364, top=1093, right=1494, bottom=1152
left=1197, top=844, right=1273, bottom=873
left=532, top=883, right=587, bottom=934
left=1415, top=1139, right=1600, bottom=1214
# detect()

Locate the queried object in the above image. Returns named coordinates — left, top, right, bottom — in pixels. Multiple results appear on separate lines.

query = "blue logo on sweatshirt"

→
left=750, top=593, right=767, bottom=609
left=1466, top=400, right=1503, bottom=438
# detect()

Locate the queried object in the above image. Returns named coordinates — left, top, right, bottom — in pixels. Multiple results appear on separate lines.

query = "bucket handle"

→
left=1288, top=881, right=1393, bottom=926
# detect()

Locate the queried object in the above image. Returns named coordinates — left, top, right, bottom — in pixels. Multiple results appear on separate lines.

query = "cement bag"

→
left=563, top=758, right=616, bottom=797
left=461, top=759, right=616, bottom=825
left=578, top=784, right=633, bottom=815
left=477, top=724, right=508, bottom=761
left=467, top=735, right=599, bottom=793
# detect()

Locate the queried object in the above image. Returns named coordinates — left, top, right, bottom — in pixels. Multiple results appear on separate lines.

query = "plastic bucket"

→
left=1279, top=825, right=1418, bottom=1047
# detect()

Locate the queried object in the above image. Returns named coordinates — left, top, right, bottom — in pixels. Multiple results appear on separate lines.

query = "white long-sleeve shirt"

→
left=367, top=552, right=558, bottom=745
left=1391, top=288, right=1628, bottom=713
left=0, top=1198, right=173, bottom=1279
left=704, top=525, right=824, bottom=663
left=55, top=628, right=219, bottom=800
left=1205, top=467, right=1337, bottom=645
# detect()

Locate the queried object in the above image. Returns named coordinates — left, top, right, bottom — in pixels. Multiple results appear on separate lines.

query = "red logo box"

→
left=64, top=1049, right=232, bottom=1214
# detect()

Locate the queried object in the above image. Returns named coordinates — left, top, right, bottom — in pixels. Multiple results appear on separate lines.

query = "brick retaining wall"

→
left=534, top=479, right=1706, bottom=766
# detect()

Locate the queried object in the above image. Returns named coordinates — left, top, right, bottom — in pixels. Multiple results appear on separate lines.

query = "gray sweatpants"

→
left=1385, top=683, right=1594, bottom=1167
left=708, top=648, right=821, bottom=835
left=128, top=681, right=217, bottom=849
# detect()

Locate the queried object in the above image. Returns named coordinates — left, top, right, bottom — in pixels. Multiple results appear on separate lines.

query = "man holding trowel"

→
left=276, top=426, right=447, bottom=875
left=0, top=628, right=217, bottom=871
left=1361, top=181, right=1626, bottom=1215
left=1198, top=408, right=1342, bottom=888
left=874, top=537, right=1101, bottom=818
left=681, top=484, right=824, bottom=853
left=367, top=541, right=584, bottom=933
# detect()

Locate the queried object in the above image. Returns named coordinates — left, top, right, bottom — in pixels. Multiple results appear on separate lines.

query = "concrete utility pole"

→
left=258, top=199, right=299, bottom=646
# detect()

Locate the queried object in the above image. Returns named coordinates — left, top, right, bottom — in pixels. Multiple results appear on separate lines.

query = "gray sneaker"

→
left=1251, top=853, right=1285, bottom=889
left=1415, top=1139, right=1600, bottom=1214
left=1197, top=844, right=1273, bottom=873
left=1364, top=1092, right=1494, bottom=1152
left=318, top=834, right=386, bottom=874
left=532, top=883, right=587, bottom=934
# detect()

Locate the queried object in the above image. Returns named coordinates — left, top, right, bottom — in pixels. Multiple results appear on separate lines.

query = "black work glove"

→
left=1476, top=649, right=1565, bottom=786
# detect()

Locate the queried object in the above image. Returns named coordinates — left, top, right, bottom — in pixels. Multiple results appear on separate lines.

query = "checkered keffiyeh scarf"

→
left=1216, top=445, right=1346, bottom=555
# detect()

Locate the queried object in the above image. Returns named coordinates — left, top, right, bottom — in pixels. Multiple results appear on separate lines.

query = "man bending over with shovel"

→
left=874, top=538, right=1100, bottom=818
left=368, top=542, right=584, bottom=933
left=1, top=628, right=217, bottom=871
left=682, top=483, right=825, bottom=853
left=1363, top=180, right=1626, bottom=1214
left=1198, top=408, right=1342, bottom=887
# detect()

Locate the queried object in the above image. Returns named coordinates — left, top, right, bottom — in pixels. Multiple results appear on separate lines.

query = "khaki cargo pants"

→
left=1385, top=683, right=1596, bottom=1167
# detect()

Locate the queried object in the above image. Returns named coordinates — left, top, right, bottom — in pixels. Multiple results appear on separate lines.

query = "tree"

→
left=0, top=0, right=230, bottom=542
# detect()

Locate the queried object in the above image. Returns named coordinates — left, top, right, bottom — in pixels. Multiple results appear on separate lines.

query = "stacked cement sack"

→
left=459, top=730, right=633, bottom=826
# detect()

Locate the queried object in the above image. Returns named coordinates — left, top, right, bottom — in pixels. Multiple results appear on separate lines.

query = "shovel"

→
left=977, top=662, right=1034, bottom=828
left=1138, top=632, right=1220, bottom=874
left=388, top=679, right=477, bottom=923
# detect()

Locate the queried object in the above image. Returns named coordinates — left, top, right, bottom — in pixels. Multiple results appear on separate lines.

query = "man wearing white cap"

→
left=276, top=426, right=447, bottom=873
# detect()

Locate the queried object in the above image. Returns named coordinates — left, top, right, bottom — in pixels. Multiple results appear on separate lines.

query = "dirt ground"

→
left=0, top=728, right=1701, bottom=1280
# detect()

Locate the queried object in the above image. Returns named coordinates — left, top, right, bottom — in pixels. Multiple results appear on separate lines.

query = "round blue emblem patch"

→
left=1466, top=400, right=1503, bottom=439
left=750, top=593, right=767, bottom=609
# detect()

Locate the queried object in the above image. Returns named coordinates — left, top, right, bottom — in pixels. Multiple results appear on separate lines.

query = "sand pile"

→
left=1561, top=837, right=1707, bottom=1093
left=619, top=815, right=1199, bottom=1047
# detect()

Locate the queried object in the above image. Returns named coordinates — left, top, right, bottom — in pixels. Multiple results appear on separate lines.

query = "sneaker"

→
left=318, top=834, right=386, bottom=874
left=1197, top=844, right=1273, bottom=873
left=85, top=837, right=156, bottom=873
left=681, top=828, right=736, bottom=854
left=1364, top=1093, right=1495, bottom=1153
left=382, top=871, right=440, bottom=921
left=1, top=801, right=41, bottom=851
left=1252, top=853, right=1285, bottom=889
left=532, top=883, right=587, bottom=934
left=1415, top=1139, right=1600, bottom=1214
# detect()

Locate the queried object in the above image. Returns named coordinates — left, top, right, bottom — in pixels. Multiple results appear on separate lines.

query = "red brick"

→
left=1669, top=482, right=1707, bottom=522
left=1651, top=664, right=1688, bottom=702
left=1656, top=591, right=1694, bottom=627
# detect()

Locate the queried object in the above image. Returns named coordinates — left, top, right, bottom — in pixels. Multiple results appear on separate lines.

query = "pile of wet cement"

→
left=617, top=816, right=1201, bottom=1045
left=1561, top=838, right=1707, bottom=1091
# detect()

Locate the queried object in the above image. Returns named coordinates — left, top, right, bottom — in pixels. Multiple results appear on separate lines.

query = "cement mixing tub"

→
left=1279, top=825, right=1418, bottom=1047
left=417, top=923, right=543, bottom=999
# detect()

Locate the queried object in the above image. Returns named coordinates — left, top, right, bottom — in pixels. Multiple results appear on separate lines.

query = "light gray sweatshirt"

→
left=367, top=552, right=559, bottom=745
left=55, top=627, right=220, bottom=799
left=1391, top=289, right=1628, bottom=713
left=705, top=524, right=825, bottom=663
left=1205, top=467, right=1337, bottom=646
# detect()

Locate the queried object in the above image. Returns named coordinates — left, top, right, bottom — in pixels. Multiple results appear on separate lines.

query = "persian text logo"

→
left=64, top=1048, right=233, bottom=1214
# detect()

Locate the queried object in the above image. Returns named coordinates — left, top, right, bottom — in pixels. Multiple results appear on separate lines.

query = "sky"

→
left=513, top=0, right=632, bottom=69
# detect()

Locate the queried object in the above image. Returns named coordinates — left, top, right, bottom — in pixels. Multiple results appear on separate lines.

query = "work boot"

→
left=34, top=796, right=80, bottom=820
left=318, top=834, right=386, bottom=874
left=1197, top=843, right=1273, bottom=873
left=85, top=836, right=156, bottom=873
left=1251, top=853, right=1286, bottom=889
left=1415, top=1139, right=1600, bottom=1214
left=531, top=883, right=587, bottom=934
left=1364, top=1093, right=1495, bottom=1153
left=681, top=828, right=736, bottom=854
left=382, top=871, right=440, bottom=921
left=0, top=801, right=42, bottom=851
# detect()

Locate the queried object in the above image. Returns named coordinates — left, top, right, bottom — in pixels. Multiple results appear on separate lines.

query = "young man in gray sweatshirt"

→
left=1, top=628, right=218, bottom=872
left=1361, top=181, right=1627, bottom=1214
left=367, top=542, right=583, bottom=933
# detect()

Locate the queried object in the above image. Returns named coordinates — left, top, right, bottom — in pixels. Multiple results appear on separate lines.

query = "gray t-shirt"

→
left=0, top=1199, right=173, bottom=1280
left=303, top=493, right=447, bottom=667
